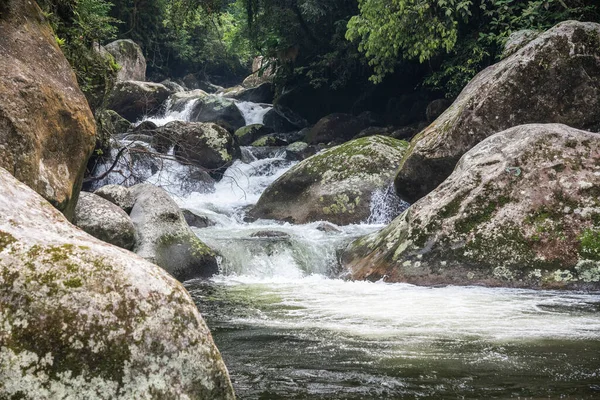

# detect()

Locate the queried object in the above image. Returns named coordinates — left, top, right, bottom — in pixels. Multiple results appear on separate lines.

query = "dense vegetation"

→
left=41, top=0, right=600, bottom=106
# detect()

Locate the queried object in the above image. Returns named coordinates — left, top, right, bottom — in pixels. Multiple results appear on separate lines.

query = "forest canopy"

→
left=40, top=0, right=600, bottom=101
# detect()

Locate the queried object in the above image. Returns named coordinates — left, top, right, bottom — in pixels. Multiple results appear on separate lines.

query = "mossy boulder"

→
left=104, top=81, right=170, bottom=122
left=155, top=121, right=237, bottom=172
left=105, top=39, right=146, bottom=82
left=130, top=184, right=219, bottom=281
left=249, top=135, right=409, bottom=225
left=251, top=135, right=288, bottom=147
left=395, top=21, right=600, bottom=203
left=189, top=94, right=246, bottom=131
left=343, top=124, right=600, bottom=289
left=0, top=167, right=235, bottom=399
left=0, top=0, right=96, bottom=220
left=74, top=192, right=136, bottom=250
left=234, top=124, right=273, bottom=146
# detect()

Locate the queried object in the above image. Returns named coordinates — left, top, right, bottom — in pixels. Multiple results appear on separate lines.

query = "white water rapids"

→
left=97, top=92, right=600, bottom=398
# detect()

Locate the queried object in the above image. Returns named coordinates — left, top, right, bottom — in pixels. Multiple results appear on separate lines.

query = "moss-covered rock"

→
left=104, top=81, right=170, bottom=122
left=343, top=124, right=600, bottom=290
left=395, top=21, right=600, bottom=203
left=251, top=135, right=288, bottom=147
left=249, top=135, right=409, bottom=225
left=105, top=39, right=146, bottom=82
left=130, top=184, right=219, bottom=281
left=234, top=124, right=273, bottom=146
left=0, top=167, right=235, bottom=399
left=0, top=0, right=96, bottom=220
left=189, top=94, right=246, bottom=131
left=95, top=109, right=131, bottom=155
left=74, top=192, right=136, bottom=250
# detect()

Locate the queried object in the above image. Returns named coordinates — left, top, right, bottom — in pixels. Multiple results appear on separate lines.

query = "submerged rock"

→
left=105, top=39, right=146, bottom=82
left=0, top=167, right=235, bottom=399
left=182, top=209, right=217, bottom=229
left=0, top=0, right=96, bottom=219
left=249, top=135, right=409, bottom=225
left=74, top=192, right=136, bottom=250
left=250, top=230, right=291, bottom=239
left=130, top=184, right=219, bottom=281
left=395, top=21, right=600, bottom=203
left=343, top=124, right=600, bottom=289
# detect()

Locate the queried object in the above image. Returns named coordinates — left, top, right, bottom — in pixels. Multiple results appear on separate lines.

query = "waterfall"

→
left=235, top=101, right=272, bottom=125
left=366, top=183, right=410, bottom=224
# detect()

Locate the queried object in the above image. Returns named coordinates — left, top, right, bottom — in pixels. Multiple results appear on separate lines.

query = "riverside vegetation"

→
left=1, top=0, right=600, bottom=398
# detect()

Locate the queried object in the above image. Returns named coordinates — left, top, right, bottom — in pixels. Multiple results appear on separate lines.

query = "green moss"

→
left=0, top=230, right=17, bottom=252
left=454, top=195, right=510, bottom=234
left=579, top=228, right=600, bottom=261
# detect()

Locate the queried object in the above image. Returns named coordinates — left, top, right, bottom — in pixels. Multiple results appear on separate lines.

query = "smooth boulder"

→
left=395, top=21, right=600, bottom=203
left=94, top=184, right=135, bottom=213
left=0, top=167, right=234, bottom=399
left=74, top=192, right=136, bottom=250
left=105, top=39, right=146, bottom=82
left=189, top=95, right=246, bottom=131
left=105, top=81, right=170, bottom=122
left=0, top=0, right=96, bottom=219
left=130, top=184, right=219, bottom=281
left=343, top=124, right=600, bottom=289
left=249, top=135, right=409, bottom=225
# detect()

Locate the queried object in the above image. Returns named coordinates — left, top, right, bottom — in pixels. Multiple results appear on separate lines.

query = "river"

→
left=103, top=93, right=600, bottom=399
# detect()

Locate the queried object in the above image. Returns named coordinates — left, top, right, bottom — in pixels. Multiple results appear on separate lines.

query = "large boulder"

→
left=74, top=192, right=136, bottom=250
left=104, top=81, right=170, bottom=122
left=155, top=121, right=236, bottom=172
left=130, top=184, right=219, bottom=281
left=231, top=82, right=274, bottom=104
left=263, top=105, right=308, bottom=133
left=343, top=124, right=600, bottom=289
left=0, top=167, right=235, bottom=399
left=305, top=113, right=369, bottom=144
left=249, top=135, right=408, bottom=225
left=105, top=39, right=146, bottom=82
left=0, top=0, right=96, bottom=219
left=395, top=21, right=600, bottom=203
left=94, top=184, right=135, bottom=213
left=234, top=124, right=274, bottom=146
left=189, top=95, right=246, bottom=130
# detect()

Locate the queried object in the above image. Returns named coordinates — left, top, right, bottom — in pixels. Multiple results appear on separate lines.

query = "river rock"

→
left=235, top=124, right=274, bottom=146
left=232, top=82, right=274, bottom=104
left=285, top=141, right=317, bottom=161
left=74, top=192, right=136, bottom=250
left=104, top=80, right=170, bottom=122
left=155, top=121, right=236, bottom=172
left=0, top=0, right=96, bottom=220
left=105, top=39, right=146, bottom=82
left=263, top=105, right=308, bottom=133
left=94, top=184, right=135, bottom=213
left=251, top=135, right=288, bottom=147
left=160, top=79, right=186, bottom=94
left=182, top=209, right=217, bottom=229
left=343, top=124, right=600, bottom=289
left=305, top=113, right=369, bottom=144
left=250, top=230, right=291, bottom=239
left=190, top=95, right=246, bottom=130
left=130, top=184, right=219, bottom=281
left=0, top=167, right=235, bottom=399
left=249, top=135, right=409, bottom=225
left=395, top=21, right=600, bottom=203
left=316, top=222, right=342, bottom=233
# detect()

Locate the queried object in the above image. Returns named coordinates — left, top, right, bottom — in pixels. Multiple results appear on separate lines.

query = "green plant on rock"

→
left=579, top=228, right=600, bottom=261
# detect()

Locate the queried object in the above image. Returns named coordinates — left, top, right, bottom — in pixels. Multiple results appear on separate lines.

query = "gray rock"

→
left=235, top=124, right=274, bottom=146
left=231, top=82, right=274, bottom=104
left=425, top=99, right=450, bottom=122
left=316, top=222, right=342, bottom=233
left=250, top=230, right=290, bottom=238
left=94, top=184, right=135, bottom=213
left=74, top=192, right=136, bottom=250
left=263, top=106, right=308, bottom=133
left=343, top=124, right=600, bottom=290
left=249, top=135, right=409, bottom=225
left=0, top=167, right=235, bottom=399
left=502, top=29, right=540, bottom=58
left=160, top=79, right=186, bottom=94
left=305, top=113, right=369, bottom=144
left=105, top=39, right=147, bottom=82
left=285, top=141, right=317, bottom=161
left=189, top=95, right=246, bottom=130
left=182, top=209, right=217, bottom=229
left=395, top=21, right=600, bottom=203
left=130, top=184, right=219, bottom=281
left=104, top=80, right=170, bottom=122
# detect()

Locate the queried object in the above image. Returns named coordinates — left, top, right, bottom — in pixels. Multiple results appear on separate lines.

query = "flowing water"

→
left=102, top=93, right=600, bottom=399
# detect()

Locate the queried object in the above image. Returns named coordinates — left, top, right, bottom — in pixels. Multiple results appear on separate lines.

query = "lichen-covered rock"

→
left=130, top=184, right=219, bottom=281
left=251, top=135, right=288, bottom=147
left=189, top=95, right=246, bottom=131
left=74, top=192, right=136, bottom=250
left=155, top=121, right=237, bottom=172
left=0, top=0, right=96, bottom=220
left=502, top=29, right=540, bottom=58
left=94, top=184, right=135, bottom=213
left=395, top=21, right=600, bottom=203
left=343, top=124, right=600, bottom=289
left=0, top=167, right=235, bottom=399
left=104, top=81, right=170, bottom=122
left=105, top=39, right=146, bottom=82
left=285, top=141, right=317, bottom=161
left=305, top=113, right=369, bottom=144
left=234, top=124, right=273, bottom=146
left=249, top=135, right=409, bottom=225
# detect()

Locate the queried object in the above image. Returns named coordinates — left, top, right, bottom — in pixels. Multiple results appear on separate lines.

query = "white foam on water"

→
left=235, top=101, right=272, bottom=125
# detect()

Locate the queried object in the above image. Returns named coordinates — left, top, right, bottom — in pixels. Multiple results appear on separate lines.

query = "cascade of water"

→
left=137, top=97, right=200, bottom=127
left=366, top=183, right=410, bottom=224
left=235, top=101, right=272, bottom=125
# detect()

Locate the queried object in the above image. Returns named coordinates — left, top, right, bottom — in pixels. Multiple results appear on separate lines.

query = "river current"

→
left=107, top=94, right=600, bottom=399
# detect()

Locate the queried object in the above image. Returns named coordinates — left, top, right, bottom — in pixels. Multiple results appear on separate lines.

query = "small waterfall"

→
left=366, top=183, right=410, bottom=224
left=137, top=97, right=200, bottom=127
left=235, top=101, right=272, bottom=125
